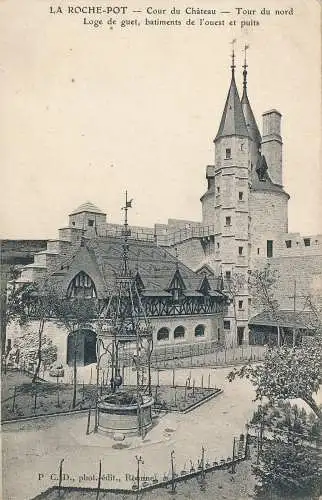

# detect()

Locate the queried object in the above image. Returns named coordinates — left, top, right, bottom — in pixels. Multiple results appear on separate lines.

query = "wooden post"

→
left=57, top=375, right=60, bottom=408
left=157, top=368, right=160, bottom=387
left=201, top=446, right=205, bottom=480
left=170, top=450, right=176, bottom=493
left=192, top=379, right=195, bottom=396
left=96, top=460, right=102, bottom=500
left=201, top=375, right=204, bottom=389
left=208, top=373, right=210, bottom=389
left=172, top=367, right=175, bottom=388
left=34, top=387, right=38, bottom=414
left=231, top=437, right=236, bottom=474
left=82, top=380, right=85, bottom=403
left=90, top=367, right=92, bottom=385
left=184, top=381, right=187, bottom=402
left=256, top=429, right=260, bottom=464
left=136, top=455, right=144, bottom=493
left=12, top=386, right=17, bottom=413
left=58, top=459, right=64, bottom=497
left=86, top=408, right=91, bottom=435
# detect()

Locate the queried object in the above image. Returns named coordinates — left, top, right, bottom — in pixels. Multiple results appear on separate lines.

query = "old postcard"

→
left=1, top=0, right=321, bottom=499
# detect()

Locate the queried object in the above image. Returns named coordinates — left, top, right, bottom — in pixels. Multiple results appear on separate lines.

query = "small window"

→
left=267, top=240, right=273, bottom=258
left=217, top=242, right=220, bottom=249
left=238, top=192, right=244, bottom=201
left=248, top=298, right=252, bottom=306
left=257, top=248, right=260, bottom=255
left=225, top=148, right=231, bottom=159
left=225, top=216, right=231, bottom=226
left=217, top=186, right=220, bottom=194
left=195, top=324, right=205, bottom=337
left=238, top=246, right=243, bottom=256
left=174, top=326, right=185, bottom=339
left=225, top=271, right=231, bottom=280
left=157, top=327, right=169, bottom=341
left=304, top=238, right=311, bottom=247
left=72, top=221, right=75, bottom=226
left=88, top=219, right=94, bottom=227
left=238, top=300, right=243, bottom=310
left=224, top=320, right=230, bottom=330
left=285, top=240, right=292, bottom=248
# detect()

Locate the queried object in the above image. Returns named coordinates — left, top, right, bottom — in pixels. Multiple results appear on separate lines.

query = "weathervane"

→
left=230, top=38, right=236, bottom=73
left=243, top=43, right=249, bottom=89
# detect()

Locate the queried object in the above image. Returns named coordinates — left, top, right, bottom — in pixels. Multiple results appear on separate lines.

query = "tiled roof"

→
left=70, top=201, right=106, bottom=216
left=241, top=89, right=262, bottom=145
left=249, top=310, right=318, bottom=330
left=215, top=73, right=249, bottom=141
left=87, top=237, right=223, bottom=296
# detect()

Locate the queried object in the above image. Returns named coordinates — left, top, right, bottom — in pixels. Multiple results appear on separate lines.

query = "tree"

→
left=27, top=282, right=63, bottom=383
left=249, top=265, right=282, bottom=345
left=1, top=266, right=33, bottom=367
left=250, top=402, right=321, bottom=498
left=12, top=330, right=57, bottom=374
left=224, top=273, right=246, bottom=345
left=253, top=438, right=320, bottom=499
left=53, top=297, right=101, bottom=408
left=228, top=343, right=322, bottom=420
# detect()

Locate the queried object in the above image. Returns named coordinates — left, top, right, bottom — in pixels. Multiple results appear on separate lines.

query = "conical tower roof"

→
left=241, top=66, right=261, bottom=146
left=215, top=68, right=249, bottom=142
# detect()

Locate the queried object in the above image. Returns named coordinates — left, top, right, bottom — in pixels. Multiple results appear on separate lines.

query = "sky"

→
left=1, top=0, right=321, bottom=239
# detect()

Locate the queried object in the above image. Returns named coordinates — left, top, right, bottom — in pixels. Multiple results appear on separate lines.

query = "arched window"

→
left=67, top=271, right=97, bottom=299
left=157, top=327, right=169, bottom=341
left=174, top=326, right=185, bottom=339
left=195, top=324, right=205, bottom=337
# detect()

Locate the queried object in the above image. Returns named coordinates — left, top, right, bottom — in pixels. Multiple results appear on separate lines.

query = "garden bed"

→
left=2, top=371, right=223, bottom=421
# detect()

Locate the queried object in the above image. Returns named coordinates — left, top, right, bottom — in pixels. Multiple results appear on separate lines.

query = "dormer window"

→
left=168, top=269, right=185, bottom=303
left=225, top=148, right=231, bottom=159
left=88, top=219, right=94, bottom=227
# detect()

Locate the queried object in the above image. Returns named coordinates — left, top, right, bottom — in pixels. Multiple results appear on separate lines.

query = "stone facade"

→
left=6, top=59, right=322, bottom=352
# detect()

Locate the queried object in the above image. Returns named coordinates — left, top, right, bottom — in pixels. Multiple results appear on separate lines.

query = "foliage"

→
left=251, top=401, right=320, bottom=445
left=52, top=296, right=101, bottom=408
left=253, top=438, right=320, bottom=499
left=11, top=331, right=57, bottom=370
left=228, top=344, right=322, bottom=419
left=52, top=296, right=101, bottom=331
left=248, top=265, right=280, bottom=317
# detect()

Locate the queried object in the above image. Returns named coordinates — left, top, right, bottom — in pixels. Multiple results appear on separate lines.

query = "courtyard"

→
left=2, top=365, right=257, bottom=500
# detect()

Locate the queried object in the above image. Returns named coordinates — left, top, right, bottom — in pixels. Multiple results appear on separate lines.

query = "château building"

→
left=4, top=52, right=322, bottom=363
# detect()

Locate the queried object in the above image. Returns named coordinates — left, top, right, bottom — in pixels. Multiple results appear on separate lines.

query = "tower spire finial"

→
left=121, top=190, right=133, bottom=276
left=243, top=44, right=249, bottom=90
left=230, top=39, right=236, bottom=75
